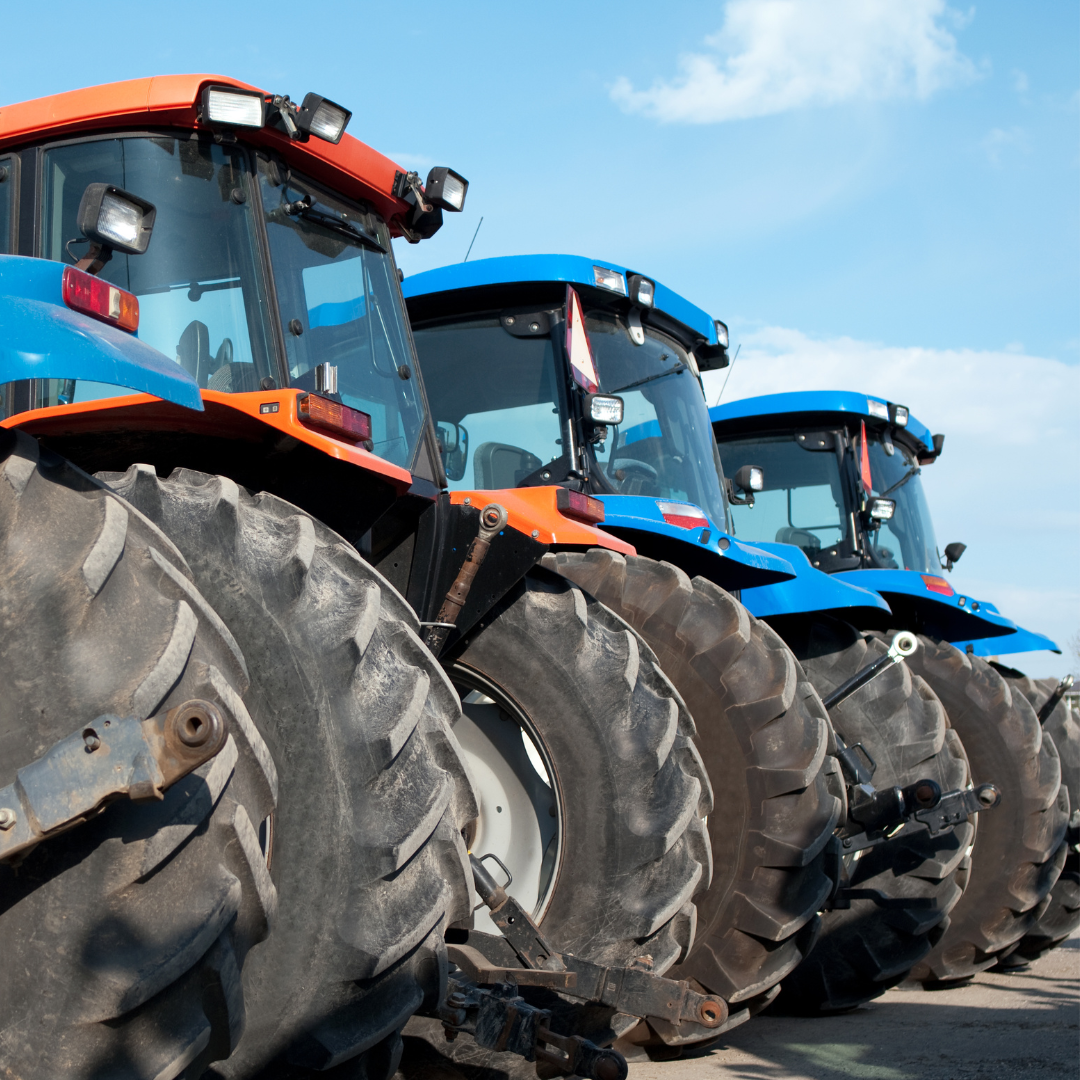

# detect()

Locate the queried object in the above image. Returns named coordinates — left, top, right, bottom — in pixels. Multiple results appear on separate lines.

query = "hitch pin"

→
left=823, top=631, right=918, bottom=712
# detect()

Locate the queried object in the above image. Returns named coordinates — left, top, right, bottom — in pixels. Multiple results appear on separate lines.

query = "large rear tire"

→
left=0, top=431, right=277, bottom=1079
left=544, top=551, right=840, bottom=1033
left=990, top=668, right=1079, bottom=965
left=102, top=465, right=477, bottom=1079
left=901, top=639, right=1067, bottom=982
left=772, top=618, right=973, bottom=1012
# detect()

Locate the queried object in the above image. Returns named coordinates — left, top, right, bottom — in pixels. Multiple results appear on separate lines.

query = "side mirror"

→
left=729, top=464, right=763, bottom=507
left=75, top=183, right=156, bottom=274
left=942, top=541, right=966, bottom=572
left=436, top=420, right=468, bottom=481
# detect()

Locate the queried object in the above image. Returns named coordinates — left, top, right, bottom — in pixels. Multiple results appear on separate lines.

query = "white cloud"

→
left=611, top=0, right=978, bottom=124
left=702, top=327, right=1080, bottom=676
left=982, top=126, right=1029, bottom=166
left=1011, top=68, right=1029, bottom=94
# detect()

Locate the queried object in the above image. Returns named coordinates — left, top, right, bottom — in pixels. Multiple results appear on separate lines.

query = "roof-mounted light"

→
left=424, top=167, right=468, bottom=212
left=715, top=320, right=729, bottom=349
left=62, top=266, right=139, bottom=333
left=297, top=92, right=351, bottom=143
left=867, top=398, right=889, bottom=420
left=202, top=86, right=266, bottom=128
left=628, top=274, right=654, bottom=308
left=658, top=501, right=709, bottom=530
left=593, top=265, right=626, bottom=295
left=889, top=403, right=909, bottom=427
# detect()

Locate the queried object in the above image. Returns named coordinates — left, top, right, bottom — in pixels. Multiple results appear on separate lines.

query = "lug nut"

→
left=82, top=728, right=101, bottom=752
left=0, top=808, right=16, bottom=830
left=167, top=699, right=226, bottom=751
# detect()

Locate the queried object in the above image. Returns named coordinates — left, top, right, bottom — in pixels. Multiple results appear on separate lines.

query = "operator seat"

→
left=176, top=320, right=212, bottom=388
left=775, top=527, right=822, bottom=558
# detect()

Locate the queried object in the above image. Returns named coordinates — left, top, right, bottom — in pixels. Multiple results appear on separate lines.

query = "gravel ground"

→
left=624, top=932, right=1079, bottom=1080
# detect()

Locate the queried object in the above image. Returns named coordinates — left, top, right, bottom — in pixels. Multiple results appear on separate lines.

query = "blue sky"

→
left=2, top=0, right=1077, bottom=674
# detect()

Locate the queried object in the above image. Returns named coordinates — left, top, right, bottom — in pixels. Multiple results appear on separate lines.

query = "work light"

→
left=592, top=265, right=626, bottom=295
left=298, top=93, right=352, bottom=144
left=76, top=184, right=156, bottom=256
left=628, top=274, right=654, bottom=308
left=201, top=86, right=266, bottom=128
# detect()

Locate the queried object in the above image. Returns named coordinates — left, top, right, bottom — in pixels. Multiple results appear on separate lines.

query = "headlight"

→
left=592, top=265, right=627, bottom=295
left=586, top=394, right=624, bottom=424
left=867, top=398, right=889, bottom=420
left=202, top=86, right=266, bottom=128
left=299, top=93, right=351, bottom=143
left=628, top=274, right=654, bottom=308
left=76, top=184, right=157, bottom=256
left=423, top=167, right=469, bottom=212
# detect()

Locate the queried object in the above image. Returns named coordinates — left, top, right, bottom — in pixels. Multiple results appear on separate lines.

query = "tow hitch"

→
left=0, top=699, right=229, bottom=864
left=434, top=854, right=727, bottom=1075
left=821, top=631, right=1002, bottom=910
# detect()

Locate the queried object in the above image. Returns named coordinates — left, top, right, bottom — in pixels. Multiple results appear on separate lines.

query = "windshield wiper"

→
left=296, top=207, right=387, bottom=253
left=611, top=362, right=687, bottom=395
left=879, top=465, right=920, bottom=498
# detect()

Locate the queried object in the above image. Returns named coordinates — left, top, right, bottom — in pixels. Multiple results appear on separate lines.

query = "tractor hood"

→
left=0, top=256, right=202, bottom=411
left=739, top=542, right=892, bottom=621
left=595, top=495, right=796, bottom=590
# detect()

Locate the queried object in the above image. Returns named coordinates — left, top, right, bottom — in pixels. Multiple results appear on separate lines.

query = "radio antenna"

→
left=714, top=343, right=741, bottom=404
left=463, top=217, right=484, bottom=263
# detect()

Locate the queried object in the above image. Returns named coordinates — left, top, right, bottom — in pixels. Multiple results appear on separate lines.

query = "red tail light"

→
left=658, top=501, right=708, bottom=530
left=556, top=488, right=605, bottom=525
left=921, top=574, right=955, bottom=597
left=62, top=266, right=139, bottom=333
left=297, top=394, right=373, bottom=446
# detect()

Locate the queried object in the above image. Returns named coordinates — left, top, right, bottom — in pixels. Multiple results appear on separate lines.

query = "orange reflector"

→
left=921, top=574, right=955, bottom=597
left=658, top=500, right=709, bottom=530
left=62, top=266, right=139, bottom=332
left=297, top=394, right=373, bottom=444
left=556, top=488, right=605, bottom=524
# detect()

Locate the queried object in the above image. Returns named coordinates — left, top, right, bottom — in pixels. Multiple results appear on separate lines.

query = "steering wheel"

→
left=611, top=457, right=659, bottom=494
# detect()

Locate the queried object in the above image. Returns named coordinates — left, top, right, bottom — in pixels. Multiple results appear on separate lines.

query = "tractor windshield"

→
left=32, top=135, right=275, bottom=405
left=584, top=314, right=728, bottom=526
left=861, top=429, right=939, bottom=573
left=412, top=317, right=569, bottom=490
left=717, top=432, right=851, bottom=565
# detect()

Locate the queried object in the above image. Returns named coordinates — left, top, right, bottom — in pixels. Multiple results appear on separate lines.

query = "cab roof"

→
left=710, top=390, right=935, bottom=452
left=0, top=74, right=412, bottom=231
left=402, top=254, right=719, bottom=346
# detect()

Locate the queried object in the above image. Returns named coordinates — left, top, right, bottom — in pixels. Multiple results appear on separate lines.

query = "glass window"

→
left=718, top=434, right=848, bottom=558
left=0, top=156, right=13, bottom=253
left=864, top=434, right=939, bottom=573
left=36, top=135, right=273, bottom=404
left=413, top=318, right=566, bottom=489
left=259, top=161, right=425, bottom=468
left=586, top=315, right=728, bottom=526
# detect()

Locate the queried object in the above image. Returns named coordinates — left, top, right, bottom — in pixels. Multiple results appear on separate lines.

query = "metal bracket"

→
left=0, top=700, right=228, bottom=864
left=1038, top=674, right=1074, bottom=725
left=439, top=978, right=626, bottom=1080
left=467, top=854, right=726, bottom=1039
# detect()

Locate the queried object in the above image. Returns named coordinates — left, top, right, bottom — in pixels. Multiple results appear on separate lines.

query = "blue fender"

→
left=594, top=494, right=796, bottom=590
left=739, top=542, right=893, bottom=621
left=0, top=256, right=203, bottom=412
left=832, top=568, right=1019, bottom=641
left=951, top=624, right=1061, bottom=657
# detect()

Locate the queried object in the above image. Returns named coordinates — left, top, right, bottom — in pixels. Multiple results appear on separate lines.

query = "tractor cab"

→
left=405, top=255, right=795, bottom=589
left=711, top=391, right=1059, bottom=654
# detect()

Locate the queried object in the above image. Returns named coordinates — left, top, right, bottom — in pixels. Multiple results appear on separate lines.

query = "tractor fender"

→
left=593, top=494, right=796, bottom=591
left=952, top=623, right=1061, bottom=658
left=739, top=542, right=892, bottom=621
left=832, top=567, right=1020, bottom=642
left=0, top=255, right=202, bottom=411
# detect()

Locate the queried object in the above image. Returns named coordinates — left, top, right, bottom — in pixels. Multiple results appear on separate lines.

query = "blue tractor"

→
left=403, top=255, right=997, bottom=1032
left=711, top=391, right=1074, bottom=990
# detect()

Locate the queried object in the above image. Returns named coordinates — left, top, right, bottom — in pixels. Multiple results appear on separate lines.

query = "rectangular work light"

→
left=298, top=93, right=352, bottom=144
left=868, top=496, right=896, bottom=521
left=628, top=274, right=654, bottom=308
left=424, top=167, right=468, bottom=211
left=586, top=394, right=624, bottom=425
left=202, top=86, right=266, bottom=128
left=592, top=265, right=627, bottom=295
left=77, top=184, right=156, bottom=256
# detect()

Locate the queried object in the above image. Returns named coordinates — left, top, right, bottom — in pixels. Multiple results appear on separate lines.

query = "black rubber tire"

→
left=770, top=618, right=973, bottom=1012
left=101, top=465, right=477, bottom=1079
left=544, top=551, right=840, bottom=1030
left=990, top=668, right=1079, bottom=965
left=900, top=638, right=1067, bottom=982
left=0, top=430, right=278, bottom=1079
left=454, top=567, right=713, bottom=978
